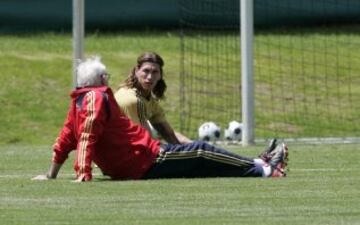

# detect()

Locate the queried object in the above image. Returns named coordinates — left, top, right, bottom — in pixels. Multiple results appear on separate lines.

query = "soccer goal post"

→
left=72, top=0, right=85, bottom=88
left=241, top=0, right=255, bottom=146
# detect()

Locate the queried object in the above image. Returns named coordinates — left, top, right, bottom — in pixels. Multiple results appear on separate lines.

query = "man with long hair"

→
left=115, top=52, right=191, bottom=144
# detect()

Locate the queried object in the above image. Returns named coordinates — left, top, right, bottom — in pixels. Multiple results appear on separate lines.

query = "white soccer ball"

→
left=198, top=121, right=221, bottom=142
left=224, top=120, right=243, bottom=142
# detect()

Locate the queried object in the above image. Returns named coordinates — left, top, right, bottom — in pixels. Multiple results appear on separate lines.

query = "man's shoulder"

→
left=115, top=87, right=138, bottom=104
left=116, top=87, right=137, bottom=96
left=75, top=88, right=111, bottom=107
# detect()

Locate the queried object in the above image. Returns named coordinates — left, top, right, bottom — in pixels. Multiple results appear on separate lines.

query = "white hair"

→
left=76, top=56, right=107, bottom=87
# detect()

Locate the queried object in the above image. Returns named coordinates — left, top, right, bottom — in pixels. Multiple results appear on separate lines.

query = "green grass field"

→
left=1, top=30, right=360, bottom=145
left=0, top=28, right=360, bottom=145
left=1, top=143, right=359, bottom=225
left=0, top=30, right=359, bottom=224
left=0, top=32, right=182, bottom=145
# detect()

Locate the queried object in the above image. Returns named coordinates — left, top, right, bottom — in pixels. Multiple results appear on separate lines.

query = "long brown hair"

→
left=120, top=52, right=167, bottom=99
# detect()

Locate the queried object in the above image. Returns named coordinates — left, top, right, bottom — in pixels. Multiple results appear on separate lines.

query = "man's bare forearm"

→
left=46, top=162, right=62, bottom=179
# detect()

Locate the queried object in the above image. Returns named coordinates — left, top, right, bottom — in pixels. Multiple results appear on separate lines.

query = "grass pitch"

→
left=1, top=143, right=359, bottom=225
left=1, top=31, right=360, bottom=145
left=1, top=30, right=359, bottom=224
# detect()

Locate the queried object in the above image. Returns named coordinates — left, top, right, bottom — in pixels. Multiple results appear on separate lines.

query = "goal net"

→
left=179, top=0, right=360, bottom=140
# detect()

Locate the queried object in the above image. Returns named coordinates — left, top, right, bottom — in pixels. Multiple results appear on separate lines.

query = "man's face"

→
left=135, top=62, right=161, bottom=92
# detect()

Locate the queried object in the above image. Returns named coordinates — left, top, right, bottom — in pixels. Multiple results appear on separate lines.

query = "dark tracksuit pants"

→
left=142, top=141, right=263, bottom=179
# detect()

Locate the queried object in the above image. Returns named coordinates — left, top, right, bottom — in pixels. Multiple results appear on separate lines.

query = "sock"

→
left=262, top=164, right=272, bottom=177
left=253, top=158, right=265, bottom=166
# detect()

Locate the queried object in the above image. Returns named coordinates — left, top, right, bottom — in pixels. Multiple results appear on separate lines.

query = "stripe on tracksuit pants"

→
left=142, top=141, right=263, bottom=179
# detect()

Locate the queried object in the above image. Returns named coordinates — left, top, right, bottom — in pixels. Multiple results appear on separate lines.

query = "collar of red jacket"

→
left=70, top=86, right=111, bottom=98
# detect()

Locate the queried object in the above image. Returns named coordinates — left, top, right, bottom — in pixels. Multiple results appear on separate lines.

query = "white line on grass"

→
left=219, top=137, right=360, bottom=145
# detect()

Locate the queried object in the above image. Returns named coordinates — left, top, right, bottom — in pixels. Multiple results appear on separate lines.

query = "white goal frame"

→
left=240, top=0, right=255, bottom=146
left=72, top=0, right=85, bottom=88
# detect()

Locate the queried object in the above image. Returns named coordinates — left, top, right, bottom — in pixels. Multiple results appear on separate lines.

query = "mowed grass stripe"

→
left=0, top=143, right=359, bottom=225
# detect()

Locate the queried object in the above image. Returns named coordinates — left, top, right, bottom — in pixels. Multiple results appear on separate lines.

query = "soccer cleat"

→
left=269, top=143, right=289, bottom=177
left=258, top=138, right=278, bottom=162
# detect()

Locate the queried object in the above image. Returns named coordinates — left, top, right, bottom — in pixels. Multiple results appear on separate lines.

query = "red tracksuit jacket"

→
left=52, top=86, right=161, bottom=181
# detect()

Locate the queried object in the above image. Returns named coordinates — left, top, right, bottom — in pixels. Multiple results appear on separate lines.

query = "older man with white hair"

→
left=33, top=56, right=289, bottom=182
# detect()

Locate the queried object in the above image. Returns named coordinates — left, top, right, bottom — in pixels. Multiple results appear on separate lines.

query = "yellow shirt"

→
left=114, top=87, right=167, bottom=129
